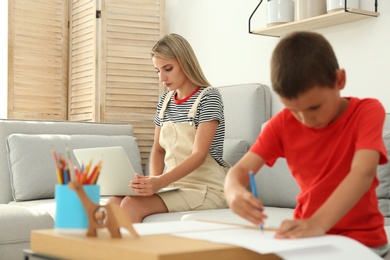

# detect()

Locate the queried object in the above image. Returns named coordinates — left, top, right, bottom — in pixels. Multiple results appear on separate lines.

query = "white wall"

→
left=0, top=1, right=8, bottom=118
left=2, top=1, right=389, bottom=117
left=165, top=0, right=390, bottom=115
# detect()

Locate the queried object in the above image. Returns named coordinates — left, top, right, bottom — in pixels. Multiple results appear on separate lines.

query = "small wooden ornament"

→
left=68, top=181, right=139, bottom=239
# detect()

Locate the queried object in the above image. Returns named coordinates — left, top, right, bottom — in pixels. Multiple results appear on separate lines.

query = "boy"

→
left=224, top=31, right=389, bottom=256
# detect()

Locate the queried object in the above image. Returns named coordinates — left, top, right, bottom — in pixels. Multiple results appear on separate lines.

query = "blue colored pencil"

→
left=249, top=171, right=264, bottom=233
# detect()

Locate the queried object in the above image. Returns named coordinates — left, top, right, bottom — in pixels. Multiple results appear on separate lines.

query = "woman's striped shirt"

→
left=154, top=87, right=227, bottom=168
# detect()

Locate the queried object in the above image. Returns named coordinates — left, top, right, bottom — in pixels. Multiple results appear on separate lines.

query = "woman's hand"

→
left=129, top=173, right=163, bottom=196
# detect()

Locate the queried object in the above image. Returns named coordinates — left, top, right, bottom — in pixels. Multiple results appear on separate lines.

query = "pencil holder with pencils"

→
left=54, top=184, right=100, bottom=232
left=52, top=147, right=101, bottom=233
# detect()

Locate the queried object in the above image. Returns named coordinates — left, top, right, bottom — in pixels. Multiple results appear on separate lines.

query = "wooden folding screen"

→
left=68, top=0, right=165, bottom=165
left=9, top=0, right=165, bottom=168
left=68, top=0, right=98, bottom=121
left=99, top=0, right=165, bottom=166
left=8, top=0, right=69, bottom=120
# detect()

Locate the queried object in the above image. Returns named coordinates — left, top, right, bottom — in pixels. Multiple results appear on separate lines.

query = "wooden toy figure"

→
left=68, top=181, right=139, bottom=239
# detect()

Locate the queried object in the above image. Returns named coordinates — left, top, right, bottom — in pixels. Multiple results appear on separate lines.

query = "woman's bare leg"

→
left=106, top=196, right=125, bottom=206
left=120, top=195, right=168, bottom=223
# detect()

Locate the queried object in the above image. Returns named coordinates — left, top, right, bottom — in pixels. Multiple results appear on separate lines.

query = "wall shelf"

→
left=250, top=8, right=379, bottom=37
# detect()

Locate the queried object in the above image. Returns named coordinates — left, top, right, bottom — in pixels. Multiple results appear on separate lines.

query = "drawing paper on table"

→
left=125, top=220, right=242, bottom=236
left=173, top=228, right=381, bottom=259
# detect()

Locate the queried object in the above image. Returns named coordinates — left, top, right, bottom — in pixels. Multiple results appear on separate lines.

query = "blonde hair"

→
left=151, top=34, right=211, bottom=87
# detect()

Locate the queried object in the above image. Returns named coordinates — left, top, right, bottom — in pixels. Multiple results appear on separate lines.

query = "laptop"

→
left=73, top=146, right=179, bottom=196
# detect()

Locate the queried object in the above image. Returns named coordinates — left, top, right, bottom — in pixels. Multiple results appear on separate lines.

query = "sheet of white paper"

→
left=129, top=220, right=242, bottom=236
left=174, top=228, right=324, bottom=253
left=122, top=220, right=380, bottom=259
left=173, top=228, right=381, bottom=259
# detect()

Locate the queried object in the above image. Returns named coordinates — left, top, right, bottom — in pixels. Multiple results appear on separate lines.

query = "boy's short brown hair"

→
left=271, top=31, right=339, bottom=99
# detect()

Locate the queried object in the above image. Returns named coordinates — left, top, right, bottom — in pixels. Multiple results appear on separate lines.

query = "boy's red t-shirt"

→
left=250, top=97, right=388, bottom=247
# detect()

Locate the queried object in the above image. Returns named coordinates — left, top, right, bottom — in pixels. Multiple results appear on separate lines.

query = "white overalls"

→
left=157, top=87, right=230, bottom=212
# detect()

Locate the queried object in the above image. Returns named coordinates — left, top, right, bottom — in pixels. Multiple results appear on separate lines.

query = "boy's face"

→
left=279, top=70, right=347, bottom=129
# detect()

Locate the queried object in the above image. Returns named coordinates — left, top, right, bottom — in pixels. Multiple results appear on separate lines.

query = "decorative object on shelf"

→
left=248, top=0, right=378, bottom=37
left=295, top=0, right=327, bottom=21
left=68, top=181, right=140, bottom=239
left=327, top=0, right=359, bottom=13
left=267, top=0, right=295, bottom=27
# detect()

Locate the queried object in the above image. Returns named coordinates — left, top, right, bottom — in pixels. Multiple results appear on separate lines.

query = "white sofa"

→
left=1, top=83, right=390, bottom=259
left=0, top=83, right=272, bottom=259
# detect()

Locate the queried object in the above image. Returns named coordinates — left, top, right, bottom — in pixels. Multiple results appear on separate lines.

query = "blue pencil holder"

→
left=54, top=184, right=100, bottom=233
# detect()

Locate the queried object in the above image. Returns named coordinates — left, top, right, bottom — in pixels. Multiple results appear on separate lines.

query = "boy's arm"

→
left=276, top=148, right=380, bottom=238
left=224, top=151, right=268, bottom=225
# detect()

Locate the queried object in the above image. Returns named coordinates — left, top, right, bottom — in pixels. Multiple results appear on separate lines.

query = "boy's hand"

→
left=224, top=152, right=268, bottom=227
left=227, top=187, right=267, bottom=226
left=275, top=219, right=326, bottom=239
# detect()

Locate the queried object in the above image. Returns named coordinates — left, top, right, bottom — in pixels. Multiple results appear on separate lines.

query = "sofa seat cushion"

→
left=9, top=199, right=57, bottom=219
left=6, top=134, right=142, bottom=201
left=0, top=204, right=53, bottom=245
left=142, top=211, right=194, bottom=223
left=10, top=197, right=120, bottom=222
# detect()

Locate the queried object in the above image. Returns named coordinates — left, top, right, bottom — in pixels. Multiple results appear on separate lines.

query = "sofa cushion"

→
left=377, top=130, right=390, bottom=217
left=256, top=158, right=300, bottom=209
left=0, top=204, right=53, bottom=244
left=6, top=134, right=142, bottom=201
left=218, top=84, right=271, bottom=146
left=223, top=139, right=249, bottom=166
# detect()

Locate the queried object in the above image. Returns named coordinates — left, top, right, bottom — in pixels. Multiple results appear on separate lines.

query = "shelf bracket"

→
left=248, top=0, right=263, bottom=34
left=344, top=0, right=378, bottom=12
left=343, top=0, right=379, bottom=17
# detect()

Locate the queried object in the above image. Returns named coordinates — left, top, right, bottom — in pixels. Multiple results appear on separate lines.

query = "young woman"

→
left=108, top=34, right=230, bottom=223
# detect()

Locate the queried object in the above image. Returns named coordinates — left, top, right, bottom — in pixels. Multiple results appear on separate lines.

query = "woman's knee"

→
left=106, top=196, right=123, bottom=205
left=119, top=196, right=167, bottom=223
left=120, top=197, right=144, bottom=222
left=120, top=196, right=141, bottom=210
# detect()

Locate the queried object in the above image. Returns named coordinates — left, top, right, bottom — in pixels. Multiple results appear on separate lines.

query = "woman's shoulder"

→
left=201, top=86, right=219, bottom=94
left=198, top=86, right=222, bottom=101
left=160, top=90, right=172, bottom=98
left=157, top=90, right=173, bottom=104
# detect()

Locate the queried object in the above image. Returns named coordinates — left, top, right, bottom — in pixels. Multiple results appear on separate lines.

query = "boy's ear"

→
left=335, top=69, right=346, bottom=90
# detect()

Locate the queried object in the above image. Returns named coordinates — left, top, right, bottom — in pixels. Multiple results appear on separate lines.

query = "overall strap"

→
left=158, top=91, right=175, bottom=120
left=187, top=87, right=214, bottom=124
